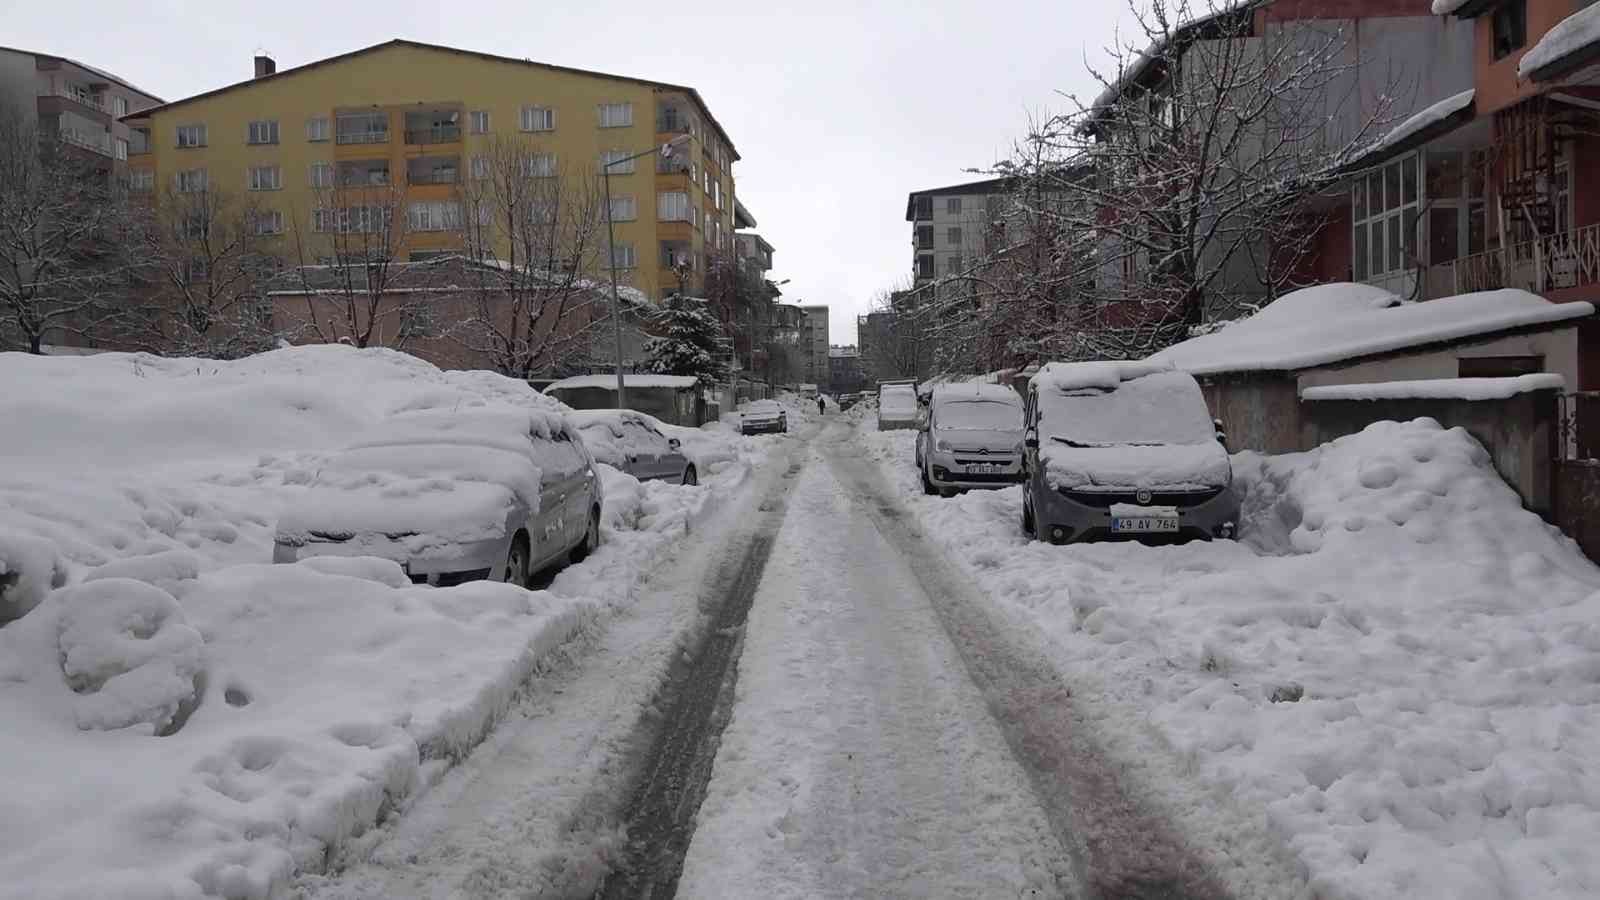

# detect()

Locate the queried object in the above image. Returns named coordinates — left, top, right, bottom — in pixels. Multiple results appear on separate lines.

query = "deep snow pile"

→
left=864, top=418, right=1600, bottom=899
left=0, top=346, right=758, bottom=900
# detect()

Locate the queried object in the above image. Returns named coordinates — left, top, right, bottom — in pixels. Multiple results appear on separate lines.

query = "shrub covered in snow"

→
left=0, top=528, right=65, bottom=625
left=55, top=578, right=205, bottom=733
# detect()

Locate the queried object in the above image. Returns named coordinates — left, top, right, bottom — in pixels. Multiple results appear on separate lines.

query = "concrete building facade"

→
left=0, top=45, right=163, bottom=174
left=799, top=303, right=830, bottom=388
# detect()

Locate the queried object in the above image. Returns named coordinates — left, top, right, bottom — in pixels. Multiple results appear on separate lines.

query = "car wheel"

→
left=570, top=506, right=600, bottom=563
left=921, top=464, right=937, bottom=496
left=681, top=465, right=698, bottom=486
left=504, top=532, right=531, bottom=588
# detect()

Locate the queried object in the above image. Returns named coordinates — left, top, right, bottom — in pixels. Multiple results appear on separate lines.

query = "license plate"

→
left=966, top=463, right=1003, bottom=474
left=1112, top=516, right=1179, bottom=533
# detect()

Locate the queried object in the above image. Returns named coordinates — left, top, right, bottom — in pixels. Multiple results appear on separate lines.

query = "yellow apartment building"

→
left=122, top=39, right=741, bottom=300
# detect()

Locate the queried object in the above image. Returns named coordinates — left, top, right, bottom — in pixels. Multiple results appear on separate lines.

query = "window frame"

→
left=470, top=110, right=491, bottom=134
left=610, top=241, right=637, bottom=269
left=947, top=197, right=962, bottom=214
left=176, top=123, right=207, bottom=148
left=1492, top=0, right=1527, bottom=61
left=600, top=149, right=635, bottom=174
left=520, top=105, right=555, bottom=132
left=1350, top=151, right=1420, bottom=281
left=248, top=165, right=282, bottom=192
left=597, top=102, right=634, bottom=128
left=306, top=116, right=330, bottom=142
left=247, top=119, right=280, bottom=145
left=250, top=209, right=285, bottom=236
left=658, top=191, right=690, bottom=222
left=308, top=162, right=335, bottom=189
left=175, top=168, right=208, bottom=193
left=609, top=194, right=638, bottom=222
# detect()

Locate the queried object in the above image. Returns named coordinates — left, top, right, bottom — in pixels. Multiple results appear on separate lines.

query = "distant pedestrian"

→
left=817, top=396, right=826, bottom=415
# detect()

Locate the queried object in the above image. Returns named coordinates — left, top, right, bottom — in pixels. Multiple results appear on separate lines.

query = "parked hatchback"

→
left=571, top=409, right=698, bottom=485
left=916, top=383, right=1025, bottom=496
left=273, top=407, right=602, bottom=586
left=739, top=399, right=788, bottom=435
left=1021, top=362, right=1238, bottom=544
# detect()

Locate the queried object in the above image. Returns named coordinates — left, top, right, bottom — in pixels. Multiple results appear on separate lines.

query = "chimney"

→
left=253, top=55, right=276, bottom=79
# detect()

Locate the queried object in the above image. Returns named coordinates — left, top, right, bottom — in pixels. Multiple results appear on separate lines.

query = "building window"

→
left=609, top=195, right=637, bottom=221
left=335, top=112, right=388, bottom=145
left=128, top=169, right=154, bottom=192
left=520, top=105, right=554, bottom=132
left=185, top=257, right=210, bottom=283
left=182, top=212, right=210, bottom=239
left=917, top=254, right=934, bottom=278
left=470, top=155, right=489, bottom=179
left=598, top=102, right=633, bottom=128
left=947, top=255, right=963, bottom=275
left=176, top=124, right=207, bottom=148
left=309, top=162, right=334, bottom=188
left=947, top=197, right=962, bottom=214
left=112, top=96, right=128, bottom=117
left=600, top=149, right=635, bottom=174
left=610, top=242, right=637, bottom=268
left=691, top=160, right=699, bottom=183
left=175, top=168, right=207, bottom=193
left=306, top=117, right=330, bottom=141
left=916, top=225, right=934, bottom=250
left=113, top=138, right=128, bottom=161
left=247, top=120, right=279, bottom=145
left=947, top=227, right=962, bottom=246
left=398, top=304, right=440, bottom=340
left=913, top=195, right=933, bottom=220
left=408, top=200, right=462, bottom=232
left=658, top=191, right=690, bottom=221
left=470, top=110, right=490, bottom=134
left=1424, top=149, right=1489, bottom=266
left=1351, top=152, right=1419, bottom=281
left=1492, top=0, right=1527, bottom=60
left=250, top=209, right=284, bottom=235
left=713, top=180, right=722, bottom=210
left=521, top=153, right=557, bottom=177
left=248, top=165, right=282, bottom=191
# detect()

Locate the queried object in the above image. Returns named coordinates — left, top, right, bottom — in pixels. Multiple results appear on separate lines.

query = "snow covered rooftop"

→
left=1085, top=1, right=1257, bottom=121
left=1430, top=0, right=1474, bottom=15
left=1519, top=3, right=1600, bottom=80
left=544, top=373, right=700, bottom=392
left=1350, top=89, right=1475, bottom=167
left=1148, top=284, right=1594, bottom=376
left=1301, top=373, right=1566, bottom=402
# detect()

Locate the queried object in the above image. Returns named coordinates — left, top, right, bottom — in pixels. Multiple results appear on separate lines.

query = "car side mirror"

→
left=668, top=437, right=681, bottom=450
left=1023, top=433, right=1039, bottom=450
left=1213, top=419, right=1227, bottom=447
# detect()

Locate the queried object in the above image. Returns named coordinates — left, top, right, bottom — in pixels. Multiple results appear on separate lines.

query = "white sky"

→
left=10, top=0, right=1131, bottom=344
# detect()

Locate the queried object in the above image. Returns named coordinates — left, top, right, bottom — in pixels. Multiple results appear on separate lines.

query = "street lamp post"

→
left=603, top=133, right=691, bottom=409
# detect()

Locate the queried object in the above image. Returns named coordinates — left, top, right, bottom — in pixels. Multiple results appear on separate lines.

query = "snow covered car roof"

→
left=1146, top=285, right=1593, bottom=376
left=569, top=409, right=676, bottom=468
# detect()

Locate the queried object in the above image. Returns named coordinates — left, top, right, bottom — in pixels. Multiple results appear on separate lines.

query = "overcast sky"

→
left=11, top=0, right=1132, bottom=344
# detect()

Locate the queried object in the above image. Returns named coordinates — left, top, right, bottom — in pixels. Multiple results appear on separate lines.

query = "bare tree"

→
left=133, top=182, right=283, bottom=356
left=992, top=0, right=1398, bottom=359
left=860, top=278, right=930, bottom=381
left=282, top=165, right=424, bottom=348
left=0, top=105, right=134, bottom=353
left=449, top=134, right=611, bottom=378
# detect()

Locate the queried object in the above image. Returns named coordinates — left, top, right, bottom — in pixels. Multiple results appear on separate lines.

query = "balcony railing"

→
left=405, top=125, right=461, bottom=145
left=44, top=86, right=108, bottom=113
left=656, top=156, right=692, bottom=175
left=336, top=130, right=389, bottom=145
left=408, top=169, right=459, bottom=185
left=59, top=129, right=112, bottom=157
left=655, top=114, right=694, bottom=134
left=1436, top=222, right=1600, bottom=297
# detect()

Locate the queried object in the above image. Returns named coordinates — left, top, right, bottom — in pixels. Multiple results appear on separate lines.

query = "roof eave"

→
left=1525, top=40, right=1600, bottom=84
left=1337, top=103, right=1477, bottom=177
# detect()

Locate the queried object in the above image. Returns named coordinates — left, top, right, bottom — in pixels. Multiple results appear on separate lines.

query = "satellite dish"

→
left=660, top=142, right=675, bottom=159
left=449, top=111, right=459, bottom=123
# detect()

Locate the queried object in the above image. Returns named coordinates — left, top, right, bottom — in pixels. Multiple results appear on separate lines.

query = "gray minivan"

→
left=1021, top=362, right=1238, bottom=544
left=916, top=383, right=1025, bottom=496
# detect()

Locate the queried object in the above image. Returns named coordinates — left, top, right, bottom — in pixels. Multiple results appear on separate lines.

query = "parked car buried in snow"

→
left=571, top=409, right=698, bottom=484
left=877, top=381, right=919, bottom=430
left=272, top=407, right=602, bottom=586
left=739, top=399, right=788, bottom=435
left=1021, top=362, right=1238, bottom=544
left=916, top=383, right=1025, bottom=496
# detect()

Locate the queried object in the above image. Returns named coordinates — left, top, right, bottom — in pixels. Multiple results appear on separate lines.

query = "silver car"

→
left=273, top=407, right=603, bottom=586
left=917, top=383, right=1025, bottom=496
left=739, top=399, right=788, bottom=435
left=1021, top=363, right=1238, bottom=545
left=571, top=409, right=698, bottom=485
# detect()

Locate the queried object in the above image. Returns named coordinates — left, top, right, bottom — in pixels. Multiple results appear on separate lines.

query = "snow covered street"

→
left=679, top=424, right=1073, bottom=898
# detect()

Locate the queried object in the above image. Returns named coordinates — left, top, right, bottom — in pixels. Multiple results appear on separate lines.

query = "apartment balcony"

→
left=42, top=86, right=109, bottom=113
left=407, top=156, right=460, bottom=185
left=59, top=128, right=112, bottom=157
left=337, top=160, right=391, bottom=187
left=655, top=100, right=696, bottom=135
left=335, top=112, right=390, bottom=145
left=656, top=154, right=692, bottom=176
left=1428, top=223, right=1600, bottom=299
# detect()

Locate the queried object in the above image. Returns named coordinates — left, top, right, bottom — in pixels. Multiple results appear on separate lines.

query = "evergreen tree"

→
left=644, top=293, right=729, bottom=382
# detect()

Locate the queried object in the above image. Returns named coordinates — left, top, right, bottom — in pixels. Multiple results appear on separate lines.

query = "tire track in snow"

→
left=823, top=423, right=1233, bottom=900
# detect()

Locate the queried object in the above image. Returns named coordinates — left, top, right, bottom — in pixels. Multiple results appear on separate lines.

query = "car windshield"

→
left=936, top=399, right=1022, bottom=432
left=1037, top=372, right=1215, bottom=447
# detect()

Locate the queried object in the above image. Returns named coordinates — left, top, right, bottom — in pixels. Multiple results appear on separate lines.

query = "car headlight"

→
left=936, top=439, right=951, bottom=452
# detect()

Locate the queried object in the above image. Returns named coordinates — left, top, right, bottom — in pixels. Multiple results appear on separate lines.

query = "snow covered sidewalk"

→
left=863, top=417, right=1600, bottom=900
left=0, top=347, right=765, bottom=900
left=679, top=438, right=1071, bottom=898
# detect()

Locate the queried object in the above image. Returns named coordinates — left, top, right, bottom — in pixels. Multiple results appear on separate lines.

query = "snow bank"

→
left=0, top=345, right=764, bottom=899
left=1149, top=285, right=1591, bottom=376
left=1301, top=373, right=1565, bottom=402
left=1520, top=3, right=1600, bottom=79
left=865, top=417, right=1600, bottom=899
